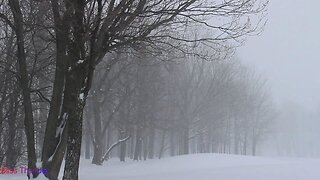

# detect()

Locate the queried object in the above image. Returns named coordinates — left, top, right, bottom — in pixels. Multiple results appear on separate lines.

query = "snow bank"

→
left=1, top=154, right=320, bottom=180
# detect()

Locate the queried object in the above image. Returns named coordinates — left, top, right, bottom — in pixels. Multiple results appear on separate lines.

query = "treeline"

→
left=0, top=0, right=268, bottom=179
left=82, top=52, right=276, bottom=164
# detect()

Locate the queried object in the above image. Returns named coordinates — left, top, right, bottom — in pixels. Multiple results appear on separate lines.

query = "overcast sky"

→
left=238, top=0, right=320, bottom=110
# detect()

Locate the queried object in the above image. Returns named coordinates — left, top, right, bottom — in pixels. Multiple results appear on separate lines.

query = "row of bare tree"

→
left=82, top=53, right=275, bottom=165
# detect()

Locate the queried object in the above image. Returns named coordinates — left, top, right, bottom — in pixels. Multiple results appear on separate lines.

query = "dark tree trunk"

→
left=0, top=33, right=15, bottom=168
left=41, top=32, right=67, bottom=169
left=130, top=129, right=134, bottom=159
left=170, top=130, right=175, bottom=157
left=62, top=1, right=89, bottom=179
left=243, top=132, right=248, bottom=155
left=8, top=0, right=38, bottom=178
left=41, top=0, right=70, bottom=179
left=91, top=99, right=103, bottom=165
left=119, top=131, right=127, bottom=162
left=234, top=119, right=239, bottom=155
left=179, top=127, right=189, bottom=155
left=134, top=128, right=142, bottom=161
left=5, top=87, right=19, bottom=168
left=148, top=127, right=155, bottom=159
left=106, top=128, right=112, bottom=159
left=41, top=36, right=68, bottom=180
left=62, top=83, right=85, bottom=180
left=158, top=130, right=166, bottom=159
left=143, top=135, right=148, bottom=161
left=252, top=137, right=257, bottom=156
left=62, top=55, right=88, bottom=180
left=85, top=131, right=91, bottom=159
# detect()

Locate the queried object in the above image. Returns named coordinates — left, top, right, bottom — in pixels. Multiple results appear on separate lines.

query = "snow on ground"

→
left=1, top=154, right=320, bottom=180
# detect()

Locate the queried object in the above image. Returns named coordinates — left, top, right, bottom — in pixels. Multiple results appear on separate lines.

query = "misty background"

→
left=239, top=0, right=320, bottom=157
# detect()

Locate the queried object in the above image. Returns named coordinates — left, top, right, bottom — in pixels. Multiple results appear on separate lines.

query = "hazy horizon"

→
left=238, top=0, right=320, bottom=111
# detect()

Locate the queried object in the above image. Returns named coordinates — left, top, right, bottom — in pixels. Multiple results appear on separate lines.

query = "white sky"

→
left=238, top=0, right=320, bottom=110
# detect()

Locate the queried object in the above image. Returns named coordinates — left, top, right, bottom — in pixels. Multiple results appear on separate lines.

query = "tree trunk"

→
left=85, top=131, right=91, bottom=159
left=41, top=31, right=68, bottom=175
left=143, top=135, right=148, bottom=161
left=252, top=137, right=257, bottom=156
left=5, top=87, right=19, bottom=168
left=233, top=118, right=239, bottom=155
left=134, top=128, right=142, bottom=161
left=41, top=0, right=69, bottom=178
left=119, top=131, right=127, bottom=162
left=9, top=0, right=38, bottom=178
left=170, top=130, right=175, bottom=156
left=62, top=0, right=90, bottom=177
left=148, top=127, right=155, bottom=159
left=158, top=130, right=166, bottom=159
left=180, top=127, right=189, bottom=155
left=91, top=99, right=103, bottom=165
left=62, top=59, right=88, bottom=179
left=130, top=129, right=134, bottom=159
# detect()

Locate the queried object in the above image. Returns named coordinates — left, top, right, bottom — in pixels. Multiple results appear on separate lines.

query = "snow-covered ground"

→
left=1, top=154, right=320, bottom=180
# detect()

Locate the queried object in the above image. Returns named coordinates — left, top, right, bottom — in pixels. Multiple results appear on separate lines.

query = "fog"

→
left=238, top=0, right=320, bottom=157
left=239, top=0, right=320, bottom=109
left=1, top=0, right=320, bottom=179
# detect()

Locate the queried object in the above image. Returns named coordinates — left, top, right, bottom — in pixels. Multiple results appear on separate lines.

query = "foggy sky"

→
left=238, top=0, right=320, bottom=111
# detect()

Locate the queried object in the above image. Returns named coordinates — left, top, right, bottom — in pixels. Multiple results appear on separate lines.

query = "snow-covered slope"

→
left=2, top=154, right=320, bottom=180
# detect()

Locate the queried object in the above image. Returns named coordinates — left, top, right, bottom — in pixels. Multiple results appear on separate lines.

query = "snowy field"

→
left=1, top=154, right=320, bottom=180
